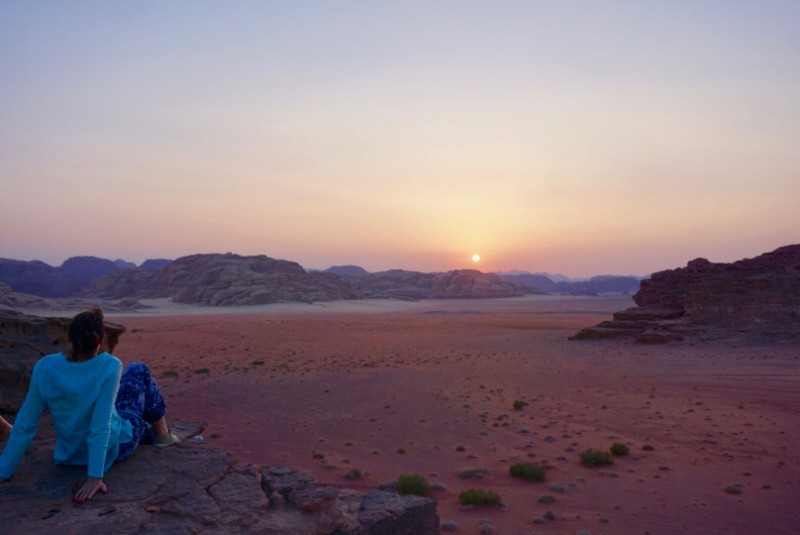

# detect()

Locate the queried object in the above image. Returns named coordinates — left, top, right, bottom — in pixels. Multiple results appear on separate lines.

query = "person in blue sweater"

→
left=0, top=308, right=179, bottom=503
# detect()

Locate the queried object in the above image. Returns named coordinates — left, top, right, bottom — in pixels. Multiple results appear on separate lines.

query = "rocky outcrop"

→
left=87, top=254, right=359, bottom=306
left=355, top=269, right=535, bottom=300
left=571, top=245, right=800, bottom=343
left=0, top=422, right=439, bottom=534
left=0, top=310, right=69, bottom=412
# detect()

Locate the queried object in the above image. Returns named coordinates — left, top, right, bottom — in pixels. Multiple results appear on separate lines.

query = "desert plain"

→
left=58, top=295, right=799, bottom=534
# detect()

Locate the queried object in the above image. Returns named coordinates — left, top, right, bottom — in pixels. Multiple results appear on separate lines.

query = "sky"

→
left=1, top=2, right=798, bottom=277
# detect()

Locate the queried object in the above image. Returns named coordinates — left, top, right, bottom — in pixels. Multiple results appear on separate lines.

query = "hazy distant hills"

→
left=0, top=253, right=639, bottom=306
left=497, top=272, right=642, bottom=296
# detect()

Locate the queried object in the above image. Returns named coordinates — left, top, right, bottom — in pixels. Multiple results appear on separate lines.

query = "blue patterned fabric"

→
left=115, top=363, right=167, bottom=461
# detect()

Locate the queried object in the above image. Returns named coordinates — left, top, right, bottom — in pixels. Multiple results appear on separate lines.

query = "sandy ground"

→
left=44, top=296, right=800, bottom=534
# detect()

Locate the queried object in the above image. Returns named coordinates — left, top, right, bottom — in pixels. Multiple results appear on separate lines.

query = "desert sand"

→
left=94, top=295, right=798, bottom=534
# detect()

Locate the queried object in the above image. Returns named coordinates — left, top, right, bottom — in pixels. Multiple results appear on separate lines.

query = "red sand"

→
left=111, top=296, right=800, bottom=534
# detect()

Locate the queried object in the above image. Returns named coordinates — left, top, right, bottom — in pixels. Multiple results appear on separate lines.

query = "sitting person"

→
left=0, top=308, right=178, bottom=503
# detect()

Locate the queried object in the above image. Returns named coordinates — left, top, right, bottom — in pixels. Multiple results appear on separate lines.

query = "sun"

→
left=471, top=253, right=481, bottom=263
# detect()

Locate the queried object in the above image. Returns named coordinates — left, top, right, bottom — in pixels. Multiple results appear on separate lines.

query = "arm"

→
left=86, top=358, right=123, bottom=479
left=74, top=358, right=122, bottom=503
left=0, top=362, right=47, bottom=479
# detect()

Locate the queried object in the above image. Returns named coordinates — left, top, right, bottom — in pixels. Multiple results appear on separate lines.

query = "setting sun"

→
left=472, top=253, right=481, bottom=263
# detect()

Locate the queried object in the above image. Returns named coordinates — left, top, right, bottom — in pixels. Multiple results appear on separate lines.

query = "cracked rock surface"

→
left=0, top=421, right=439, bottom=534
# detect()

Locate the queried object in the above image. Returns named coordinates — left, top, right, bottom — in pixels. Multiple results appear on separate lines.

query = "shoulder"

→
left=95, top=352, right=123, bottom=371
left=33, top=352, right=65, bottom=370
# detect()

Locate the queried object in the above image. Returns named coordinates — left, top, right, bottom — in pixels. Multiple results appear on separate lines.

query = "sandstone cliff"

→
left=571, top=245, right=800, bottom=343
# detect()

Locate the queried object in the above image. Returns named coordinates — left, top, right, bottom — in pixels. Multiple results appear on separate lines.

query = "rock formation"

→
left=88, top=254, right=359, bottom=306
left=0, top=257, right=118, bottom=298
left=571, top=245, right=800, bottom=343
left=354, top=269, right=535, bottom=300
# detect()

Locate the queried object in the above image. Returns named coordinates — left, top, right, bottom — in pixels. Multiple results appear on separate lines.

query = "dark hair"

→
left=68, top=308, right=105, bottom=360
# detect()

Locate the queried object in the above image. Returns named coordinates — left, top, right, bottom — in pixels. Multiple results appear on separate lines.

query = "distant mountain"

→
left=114, top=259, right=137, bottom=270
left=498, top=273, right=641, bottom=295
left=325, top=265, right=369, bottom=278
left=498, top=270, right=576, bottom=282
left=0, top=253, right=634, bottom=305
left=353, top=269, right=538, bottom=300
left=140, top=258, right=172, bottom=273
left=0, top=256, right=118, bottom=297
left=87, top=253, right=357, bottom=305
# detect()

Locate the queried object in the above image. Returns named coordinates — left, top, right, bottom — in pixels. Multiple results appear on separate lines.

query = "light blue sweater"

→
left=0, top=352, right=133, bottom=479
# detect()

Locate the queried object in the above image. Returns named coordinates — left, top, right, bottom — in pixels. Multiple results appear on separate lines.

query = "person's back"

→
left=32, top=352, right=127, bottom=470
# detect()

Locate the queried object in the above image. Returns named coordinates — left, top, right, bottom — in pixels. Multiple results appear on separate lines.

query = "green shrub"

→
left=580, top=448, right=614, bottom=467
left=396, top=474, right=432, bottom=497
left=610, top=442, right=630, bottom=456
left=251, top=359, right=265, bottom=366
left=513, top=399, right=526, bottom=410
left=162, top=370, right=179, bottom=378
left=194, top=367, right=209, bottom=374
left=509, top=462, right=546, bottom=482
left=458, top=488, right=502, bottom=506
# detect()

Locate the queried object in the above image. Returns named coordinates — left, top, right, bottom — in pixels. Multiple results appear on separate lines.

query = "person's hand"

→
left=73, top=476, right=108, bottom=504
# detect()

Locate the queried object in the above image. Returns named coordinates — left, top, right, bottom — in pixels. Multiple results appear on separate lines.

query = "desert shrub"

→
left=509, top=462, right=546, bottom=482
left=396, top=474, right=432, bottom=497
left=194, top=367, right=209, bottom=374
left=458, top=488, right=502, bottom=506
left=610, top=442, right=630, bottom=456
left=537, top=493, right=557, bottom=504
left=642, top=445, right=655, bottom=451
left=343, top=468, right=362, bottom=480
left=513, top=399, right=526, bottom=410
left=580, top=449, right=614, bottom=467
left=162, top=370, right=179, bottom=378
left=725, top=485, right=742, bottom=495
left=251, top=359, right=264, bottom=366
left=459, top=467, right=488, bottom=479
